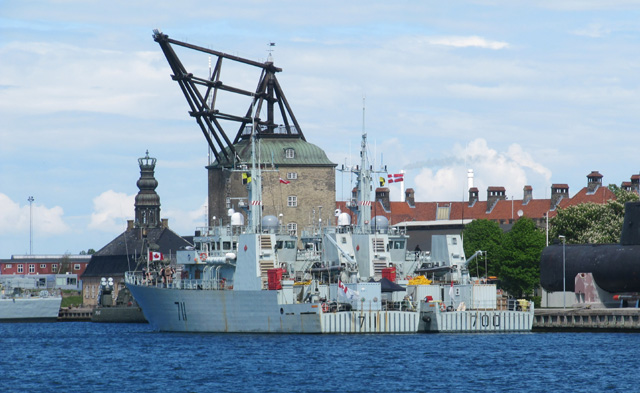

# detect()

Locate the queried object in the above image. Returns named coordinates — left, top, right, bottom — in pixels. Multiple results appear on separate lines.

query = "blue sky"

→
left=2, top=1, right=640, bottom=258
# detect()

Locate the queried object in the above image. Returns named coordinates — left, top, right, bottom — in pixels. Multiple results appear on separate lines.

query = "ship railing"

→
left=125, top=271, right=234, bottom=290
left=194, top=226, right=234, bottom=237
left=175, top=279, right=233, bottom=290
left=296, top=249, right=322, bottom=261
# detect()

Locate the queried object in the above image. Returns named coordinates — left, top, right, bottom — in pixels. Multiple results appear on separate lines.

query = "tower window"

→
left=287, top=196, right=298, bottom=207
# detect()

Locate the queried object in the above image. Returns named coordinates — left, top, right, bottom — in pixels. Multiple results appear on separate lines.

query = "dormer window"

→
left=285, top=148, right=295, bottom=159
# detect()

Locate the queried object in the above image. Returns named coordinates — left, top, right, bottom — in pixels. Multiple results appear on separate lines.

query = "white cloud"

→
left=426, top=36, right=509, bottom=50
left=162, top=199, right=208, bottom=236
left=411, top=138, right=552, bottom=202
left=571, top=23, right=611, bottom=38
left=0, top=193, right=69, bottom=236
left=88, top=190, right=135, bottom=232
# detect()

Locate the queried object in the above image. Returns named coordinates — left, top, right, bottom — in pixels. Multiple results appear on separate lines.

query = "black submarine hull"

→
left=539, top=243, right=640, bottom=293
left=540, top=201, right=640, bottom=293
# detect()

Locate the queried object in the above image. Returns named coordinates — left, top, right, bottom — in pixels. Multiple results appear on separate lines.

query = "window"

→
left=287, top=172, right=297, bottom=180
left=28, top=264, right=35, bottom=273
left=17, top=264, right=23, bottom=273
left=287, top=223, right=297, bottom=236
left=6, top=264, right=11, bottom=268
left=52, top=264, right=58, bottom=273
left=40, top=264, right=46, bottom=269
left=287, top=196, right=298, bottom=207
left=285, top=148, right=295, bottom=159
left=285, top=241, right=296, bottom=249
left=74, top=264, right=81, bottom=271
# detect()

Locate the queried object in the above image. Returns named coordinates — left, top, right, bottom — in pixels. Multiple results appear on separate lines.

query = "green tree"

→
left=499, top=217, right=546, bottom=297
left=462, top=219, right=503, bottom=278
left=609, top=184, right=640, bottom=203
left=550, top=187, right=637, bottom=244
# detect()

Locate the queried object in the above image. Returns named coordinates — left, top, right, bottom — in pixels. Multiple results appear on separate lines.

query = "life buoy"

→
left=199, top=253, right=208, bottom=260
left=321, top=303, right=329, bottom=312
left=440, top=302, right=446, bottom=312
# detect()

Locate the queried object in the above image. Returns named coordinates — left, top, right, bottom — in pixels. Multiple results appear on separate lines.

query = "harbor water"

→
left=1, top=322, right=638, bottom=392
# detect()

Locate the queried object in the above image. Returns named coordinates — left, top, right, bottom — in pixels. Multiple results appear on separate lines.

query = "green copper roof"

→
left=212, top=137, right=335, bottom=167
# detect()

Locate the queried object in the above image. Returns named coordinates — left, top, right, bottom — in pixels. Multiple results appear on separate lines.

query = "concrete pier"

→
left=534, top=308, right=640, bottom=331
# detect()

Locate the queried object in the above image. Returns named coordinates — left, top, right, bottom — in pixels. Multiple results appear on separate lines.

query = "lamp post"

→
left=28, top=196, right=34, bottom=255
left=559, top=235, right=566, bottom=309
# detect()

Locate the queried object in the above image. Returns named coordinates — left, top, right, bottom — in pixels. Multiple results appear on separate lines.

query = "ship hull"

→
left=127, top=283, right=419, bottom=333
left=92, top=306, right=147, bottom=323
left=419, top=307, right=534, bottom=333
left=0, top=297, right=62, bottom=322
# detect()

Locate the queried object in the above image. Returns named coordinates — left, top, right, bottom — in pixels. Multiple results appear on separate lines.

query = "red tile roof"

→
left=337, top=184, right=617, bottom=224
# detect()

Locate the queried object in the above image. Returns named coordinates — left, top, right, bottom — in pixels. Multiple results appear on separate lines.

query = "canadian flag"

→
left=387, top=173, right=404, bottom=183
left=149, top=251, right=164, bottom=261
left=279, top=178, right=290, bottom=184
left=338, top=280, right=359, bottom=301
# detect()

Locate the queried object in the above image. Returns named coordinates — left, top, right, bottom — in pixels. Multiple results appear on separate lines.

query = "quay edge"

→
left=533, top=308, right=640, bottom=331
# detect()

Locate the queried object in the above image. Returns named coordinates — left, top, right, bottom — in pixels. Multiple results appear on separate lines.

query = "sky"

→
left=2, top=1, right=640, bottom=258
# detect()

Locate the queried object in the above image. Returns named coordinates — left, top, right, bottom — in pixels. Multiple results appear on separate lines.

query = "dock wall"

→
left=534, top=308, right=640, bottom=330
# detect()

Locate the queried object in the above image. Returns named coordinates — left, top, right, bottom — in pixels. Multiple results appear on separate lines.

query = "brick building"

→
left=207, top=136, right=336, bottom=238
left=338, top=171, right=628, bottom=251
left=0, top=255, right=89, bottom=291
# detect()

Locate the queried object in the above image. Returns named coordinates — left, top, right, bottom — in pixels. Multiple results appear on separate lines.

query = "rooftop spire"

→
left=134, top=150, right=161, bottom=228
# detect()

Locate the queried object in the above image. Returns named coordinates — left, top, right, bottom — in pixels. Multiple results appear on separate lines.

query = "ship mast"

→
left=355, top=130, right=372, bottom=233
left=248, top=98, right=262, bottom=234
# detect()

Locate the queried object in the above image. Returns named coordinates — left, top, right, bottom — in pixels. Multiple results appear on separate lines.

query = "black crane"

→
left=152, top=29, right=305, bottom=166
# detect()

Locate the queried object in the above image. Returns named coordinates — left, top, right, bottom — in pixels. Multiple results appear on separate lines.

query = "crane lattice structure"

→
left=152, top=29, right=305, bottom=166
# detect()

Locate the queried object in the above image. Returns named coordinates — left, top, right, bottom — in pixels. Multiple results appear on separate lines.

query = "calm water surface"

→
left=0, top=322, right=638, bottom=392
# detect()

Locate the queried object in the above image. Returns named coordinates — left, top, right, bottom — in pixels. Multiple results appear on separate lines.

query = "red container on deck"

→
left=382, top=267, right=396, bottom=282
left=267, top=268, right=285, bottom=290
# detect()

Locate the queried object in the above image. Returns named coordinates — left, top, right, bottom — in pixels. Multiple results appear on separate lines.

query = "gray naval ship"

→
left=0, top=276, right=62, bottom=322
left=126, top=128, right=533, bottom=333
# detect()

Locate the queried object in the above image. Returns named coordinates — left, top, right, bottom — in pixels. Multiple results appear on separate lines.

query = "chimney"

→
left=405, top=188, right=415, bottom=207
left=586, top=171, right=603, bottom=194
left=375, top=187, right=390, bottom=211
left=162, top=218, right=169, bottom=228
left=486, top=186, right=506, bottom=213
left=468, top=187, right=479, bottom=207
left=523, top=185, right=533, bottom=205
left=127, top=220, right=134, bottom=231
left=550, top=184, right=569, bottom=210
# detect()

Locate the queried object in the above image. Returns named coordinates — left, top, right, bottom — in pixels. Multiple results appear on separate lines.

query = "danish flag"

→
left=388, top=173, right=404, bottom=183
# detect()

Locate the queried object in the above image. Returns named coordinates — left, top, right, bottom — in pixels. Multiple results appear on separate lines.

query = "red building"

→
left=0, top=255, right=91, bottom=276
left=337, top=171, right=630, bottom=251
